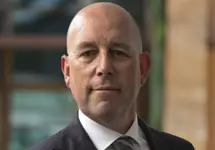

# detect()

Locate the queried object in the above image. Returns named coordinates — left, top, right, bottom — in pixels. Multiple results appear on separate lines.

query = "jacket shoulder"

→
left=27, top=127, right=76, bottom=150
left=149, top=127, right=195, bottom=150
left=28, top=129, right=64, bottom=150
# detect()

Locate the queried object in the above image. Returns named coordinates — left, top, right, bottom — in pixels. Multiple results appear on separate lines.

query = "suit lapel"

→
left=138, top=118, right=157, bottom=150
left=59, top=115, right=97, bottom=150
left=76, top=138, right=98, bottom=150
left=138, top=117, right=169, bottom=150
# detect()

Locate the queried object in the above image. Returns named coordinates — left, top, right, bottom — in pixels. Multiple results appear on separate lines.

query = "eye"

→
left=78, top=50, right=98, bottom=62
left=80, top=50, right=97, bottom=57
left=110, top=50, right=128, bottom=57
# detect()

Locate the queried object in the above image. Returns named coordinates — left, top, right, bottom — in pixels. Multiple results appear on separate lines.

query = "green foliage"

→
left=148, top=0, right=165, bottom=129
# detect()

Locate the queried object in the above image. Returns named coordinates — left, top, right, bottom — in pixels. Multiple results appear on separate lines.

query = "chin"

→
left=92, top=110, right=117, bottom=125
left=92, top=101, right=115, bottom=116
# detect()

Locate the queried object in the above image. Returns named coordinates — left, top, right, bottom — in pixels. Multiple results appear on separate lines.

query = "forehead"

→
left=68, top=14, right=134, bottom=48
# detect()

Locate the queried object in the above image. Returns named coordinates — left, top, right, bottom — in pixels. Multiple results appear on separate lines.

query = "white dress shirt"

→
left=78, top=110, right=150, bottom=150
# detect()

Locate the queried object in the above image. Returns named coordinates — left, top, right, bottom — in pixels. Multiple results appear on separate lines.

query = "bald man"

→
left=29, top=2, right=195, bottom=150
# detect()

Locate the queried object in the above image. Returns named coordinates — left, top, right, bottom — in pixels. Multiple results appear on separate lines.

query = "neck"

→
left=83, top=104, right=136, bottom=134
left=108, top=111, right=136, bottom=134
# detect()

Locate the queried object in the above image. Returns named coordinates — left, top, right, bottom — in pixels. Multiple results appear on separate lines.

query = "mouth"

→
left=92, top=85, right=121, bottom=92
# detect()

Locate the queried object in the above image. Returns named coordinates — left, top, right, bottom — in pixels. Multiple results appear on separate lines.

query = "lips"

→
left=93, top=85, right=120, bottom=91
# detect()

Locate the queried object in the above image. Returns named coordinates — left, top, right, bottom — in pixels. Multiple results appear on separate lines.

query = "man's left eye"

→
left=110, top=50, right=128, bottom=57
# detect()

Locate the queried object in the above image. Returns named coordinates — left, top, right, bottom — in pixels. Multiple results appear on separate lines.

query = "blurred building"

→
left=0, top=0, right=214, bottom=150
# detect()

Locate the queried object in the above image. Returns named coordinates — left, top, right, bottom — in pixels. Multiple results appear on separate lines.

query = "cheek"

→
left=69, top=67, right=87, bottom=99
left=117, top=61, right=140, bottom=90
left=68, top=62, right=93, bottom=101
left=118, top=60, right=140, bottom=79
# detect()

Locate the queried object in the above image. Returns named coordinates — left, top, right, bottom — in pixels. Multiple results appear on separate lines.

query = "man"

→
left=29, top=2, right=195, bottom=150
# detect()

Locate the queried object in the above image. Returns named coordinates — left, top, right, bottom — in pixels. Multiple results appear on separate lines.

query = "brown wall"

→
left=164, top=0, right=208, bottom=150
left=208, top=0, right=215, bottom=148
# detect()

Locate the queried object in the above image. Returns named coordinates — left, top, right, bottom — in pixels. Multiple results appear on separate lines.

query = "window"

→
left=9, top=89, right=77, bottom=150
left=10, top=0, right=77, bottom=35
left=13, top=50, right=65, bottom=85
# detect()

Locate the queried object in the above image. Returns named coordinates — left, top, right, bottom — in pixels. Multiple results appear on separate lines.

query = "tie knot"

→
left=106, top=136, right=139, bottom=150
left=115, top=136, right=137, bottom=145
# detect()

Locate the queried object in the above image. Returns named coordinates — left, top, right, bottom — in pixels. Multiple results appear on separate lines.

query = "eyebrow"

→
left=109, top=42, right=131, bottom=51
left=76, top=41, right=132, bottom=51
left=76, top=41, right=97, bottom=50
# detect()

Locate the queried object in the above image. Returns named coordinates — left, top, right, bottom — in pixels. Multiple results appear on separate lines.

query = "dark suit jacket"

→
left=28, top=116, right=195, bottom=150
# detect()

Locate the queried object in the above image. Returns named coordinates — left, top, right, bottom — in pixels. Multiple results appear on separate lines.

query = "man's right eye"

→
left=80, top=50, right=97, bottom=58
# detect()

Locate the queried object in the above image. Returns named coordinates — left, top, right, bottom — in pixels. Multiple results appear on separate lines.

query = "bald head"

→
left=66, top=2, right=142, bottom=54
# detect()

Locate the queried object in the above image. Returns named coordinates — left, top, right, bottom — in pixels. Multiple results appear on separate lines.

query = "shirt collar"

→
left=78, top=110, right=142, bottom=150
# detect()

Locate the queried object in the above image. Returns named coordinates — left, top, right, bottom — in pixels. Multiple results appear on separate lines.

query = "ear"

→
left=61, top=55, right=70, bottom=88
left=139, top=51, right=151, bottom=86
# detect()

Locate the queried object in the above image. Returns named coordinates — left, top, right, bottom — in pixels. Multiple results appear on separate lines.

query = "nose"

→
left=96, top=52, right=113, bottom=77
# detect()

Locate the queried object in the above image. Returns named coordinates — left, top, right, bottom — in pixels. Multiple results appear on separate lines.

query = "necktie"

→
left=106, top=136, right=139, bottom=150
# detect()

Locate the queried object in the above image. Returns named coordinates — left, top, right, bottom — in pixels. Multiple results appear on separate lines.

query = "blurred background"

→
left=0, top=0, right=214, bottom=150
